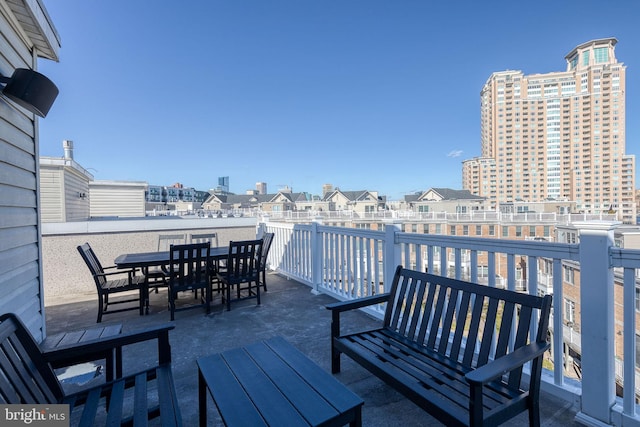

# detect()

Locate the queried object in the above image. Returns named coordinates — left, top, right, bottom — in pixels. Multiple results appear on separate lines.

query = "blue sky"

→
left=38, top=1, right=640, bottom=200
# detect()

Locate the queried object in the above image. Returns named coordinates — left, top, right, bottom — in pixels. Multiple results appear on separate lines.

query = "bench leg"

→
left=331, top=312, right=341, bottom=373
left=529, top=398, right=540, bottom=427
left=331, top=342, right=341, bottom=374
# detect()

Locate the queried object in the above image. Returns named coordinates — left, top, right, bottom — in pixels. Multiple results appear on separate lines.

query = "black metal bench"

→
left=0, top=313, right=182, bottom=426
left=327, top=266, right=552, bottom=427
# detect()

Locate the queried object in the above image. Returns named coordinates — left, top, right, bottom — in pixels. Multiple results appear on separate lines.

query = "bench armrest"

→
left=325, top=293, right=390, bottom=313
left=465, top=341, right=549, bottom=385
left=42, top=323, right=175, bottom=366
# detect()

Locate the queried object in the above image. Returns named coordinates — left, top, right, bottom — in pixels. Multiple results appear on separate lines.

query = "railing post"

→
left=574, top=221, right=620, bottom=426
left=311, top=219, right=322, bottom=295
left=383, top=223, right=401, bottom=292
left=256, top=219, right=267, bottom=238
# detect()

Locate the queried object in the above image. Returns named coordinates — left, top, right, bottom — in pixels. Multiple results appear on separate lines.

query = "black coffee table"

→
left=197, top=336, right=363, bottom=426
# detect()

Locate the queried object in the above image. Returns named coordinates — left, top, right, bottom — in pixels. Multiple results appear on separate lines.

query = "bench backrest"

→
left=0, top=313, right=63, bottom=404
left=384, top=266, right=552, bottom=374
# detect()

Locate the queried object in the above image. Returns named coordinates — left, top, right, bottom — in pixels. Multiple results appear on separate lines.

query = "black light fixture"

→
left=0, top=68, right=58, bottom=117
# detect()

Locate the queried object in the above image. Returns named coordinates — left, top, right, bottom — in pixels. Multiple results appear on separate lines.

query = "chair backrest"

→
left=158, top=234, right=186, bottom=252
left=190, top=233, right=218, bottom=248
left=77, top=242, right=107, bottom=288
left=0, top=313, right=63, bottom=404
left=224, top=239, right=263, bottom=283
left=259, top=233, right=275, bottom=270
left=168, top=242, right=210, bottom=291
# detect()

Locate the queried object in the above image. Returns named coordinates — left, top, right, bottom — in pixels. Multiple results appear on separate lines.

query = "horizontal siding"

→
left=0, top=6, right=45, bottom=340
left=90, top=188, right=146, bottom=218
left=0, top=183, right=37, bottom=207
left=63, top=171, right=90, bottom=221
left=0, top=145, right=38, bottom=186
left=39, top=168, right=63, bottom=222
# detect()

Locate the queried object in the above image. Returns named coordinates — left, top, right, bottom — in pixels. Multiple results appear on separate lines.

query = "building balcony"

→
left=41, top=217, right=640, bottom=425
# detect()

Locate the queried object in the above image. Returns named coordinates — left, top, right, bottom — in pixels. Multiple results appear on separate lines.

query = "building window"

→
left=564, top=266, right=575, bottom=285
left=450, top=226, right=456, bottom=236
left=489, top=225, right=495, bottom=236
left=478, top=265, right=488, bottom=278
left=502, top=226, right=509, bottom=237
left=515, top=226, right=522, bottom=237
left=529, top=226, right=536, bottom=236
left=564, top=298, right=576, bottom=324
left=476, top=225, right=482, bottom=235
left=594, top=47, right=608, bottom=64
left=435, top=224, right=442, bottom=234
left=463, top=225, right=469, bottom=236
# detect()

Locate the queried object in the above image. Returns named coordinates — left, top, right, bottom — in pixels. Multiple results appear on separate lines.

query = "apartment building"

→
left=463, top=38, right=636, bottom=223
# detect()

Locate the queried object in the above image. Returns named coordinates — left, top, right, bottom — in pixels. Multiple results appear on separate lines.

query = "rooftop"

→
left=45, top=272, right=580, bottom=426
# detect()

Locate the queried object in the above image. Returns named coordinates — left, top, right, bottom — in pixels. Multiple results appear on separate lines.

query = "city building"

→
left=402, top=188, right=487, bottom=213
left=145, top=183, right=210, bottom=212
left=463, top=38, right=636, bottom=223
left=256, top=182, right=267, bottom=195
left=213, top=176, right=230, bottom=194
left=39, top=140, right=93, bottom=223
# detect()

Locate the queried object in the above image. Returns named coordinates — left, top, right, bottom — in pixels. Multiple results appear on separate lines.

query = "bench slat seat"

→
left=327, top=266, right=552, bottom=427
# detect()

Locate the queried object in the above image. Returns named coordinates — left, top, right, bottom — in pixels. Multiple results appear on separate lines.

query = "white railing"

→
left=262, top=210, right=617, bottom=224
left=259, top=219, right=640, bottom=426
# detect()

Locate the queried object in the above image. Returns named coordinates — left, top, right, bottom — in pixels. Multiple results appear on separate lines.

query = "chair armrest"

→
left=325, top=293, right=390, bottom=313
left=97, top=267, right=143, bottom=282
left=327, top=294, right=390, bottom=341
left=465, top=341, right=549, bottom=385
left=42, top=324, right=175, bottom=366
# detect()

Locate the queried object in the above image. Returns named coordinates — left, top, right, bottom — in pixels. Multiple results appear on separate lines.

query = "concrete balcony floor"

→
left=45, top=272, right=580, bottom=426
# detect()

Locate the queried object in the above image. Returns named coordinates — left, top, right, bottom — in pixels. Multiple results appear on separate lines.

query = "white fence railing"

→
left=259, top=220, right=640, bottom=426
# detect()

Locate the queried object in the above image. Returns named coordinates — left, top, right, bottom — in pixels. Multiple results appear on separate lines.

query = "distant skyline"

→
left=37, top=1, right=640, bottom=200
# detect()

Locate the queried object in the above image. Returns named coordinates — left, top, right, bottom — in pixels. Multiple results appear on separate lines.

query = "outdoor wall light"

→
left=0, top=68, right=58, bottom=117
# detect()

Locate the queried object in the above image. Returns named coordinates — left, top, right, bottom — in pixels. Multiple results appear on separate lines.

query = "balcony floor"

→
left=45, top=272, right=581, bottom=426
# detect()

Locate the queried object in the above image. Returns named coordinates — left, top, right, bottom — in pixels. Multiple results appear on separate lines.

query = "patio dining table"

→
left=114, top=246, right=228, bottom=314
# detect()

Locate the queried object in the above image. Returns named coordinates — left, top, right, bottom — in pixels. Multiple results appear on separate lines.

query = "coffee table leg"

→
left=199, top=369, right=206, bottom=427
left=350, top=407, right=362, bottom=427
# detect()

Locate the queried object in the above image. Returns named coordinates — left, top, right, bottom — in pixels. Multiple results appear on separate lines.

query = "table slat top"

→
left=197, top=336, right=363, bottom=427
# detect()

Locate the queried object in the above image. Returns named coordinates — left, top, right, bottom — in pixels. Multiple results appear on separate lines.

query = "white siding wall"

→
left=90, top=182, right=146, bottom=218
left=64, top=170, right=90, bottom=221
left=0, top=10, right=45, bottom=339
left=39, top=167, right=64, bottom=222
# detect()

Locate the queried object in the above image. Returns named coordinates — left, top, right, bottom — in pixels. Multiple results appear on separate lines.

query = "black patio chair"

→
left=258, top=232, right=275, bottom=292
left=167, top=242, right=212, bottom=320
left=147, top=233, right=187, bottom=293
left=190, top=233, right=221, bottom=294
left=77, top=242, right=145, bottom=323
left=216, top=239, right=263, bottom=311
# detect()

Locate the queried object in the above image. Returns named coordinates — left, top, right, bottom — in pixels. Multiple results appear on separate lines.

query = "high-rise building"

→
left=256, top=182, right=267, bottom=195
left=463, top=38, right=636, bottom=223
left=216, top=176, right=230, bottom=194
